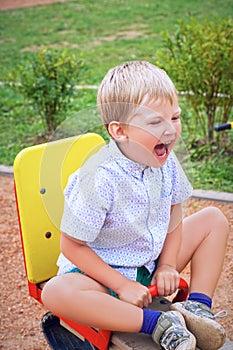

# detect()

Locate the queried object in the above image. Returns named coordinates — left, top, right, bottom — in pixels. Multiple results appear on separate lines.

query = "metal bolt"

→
left=45, top=232, right=52, bottom=239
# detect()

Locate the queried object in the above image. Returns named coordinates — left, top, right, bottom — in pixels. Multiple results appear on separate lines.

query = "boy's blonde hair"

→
left=97, top=61, right=177, bottom=125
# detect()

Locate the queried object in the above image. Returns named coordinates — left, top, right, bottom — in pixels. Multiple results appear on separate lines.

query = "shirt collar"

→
left=108, top=139, right=149, bottom=180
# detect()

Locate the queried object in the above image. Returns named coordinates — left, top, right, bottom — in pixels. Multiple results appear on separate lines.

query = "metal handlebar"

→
left=214, top=122, right=233, bottom=132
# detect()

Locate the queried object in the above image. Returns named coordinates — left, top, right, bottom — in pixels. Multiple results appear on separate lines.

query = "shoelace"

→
left=163, top=334, right=190, bottom=348
left=183, top=301, right=228, bottom=320
left=161, top=325, right=190, bottom=349
left=213, top=310, right=228, bottom=319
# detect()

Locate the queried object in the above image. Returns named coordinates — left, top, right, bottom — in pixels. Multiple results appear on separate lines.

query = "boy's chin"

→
left=148, top=157, right=168, bottom=168
left=137, top=153, right=169, bottom=168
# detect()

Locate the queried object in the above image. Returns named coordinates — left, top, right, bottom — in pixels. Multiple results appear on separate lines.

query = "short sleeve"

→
left=60, top=166, right=113, bottom=242
left=168, top=152, right=193, bottom=205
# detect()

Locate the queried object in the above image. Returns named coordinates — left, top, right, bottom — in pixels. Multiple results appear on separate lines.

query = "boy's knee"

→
left=41, top=279, right=52, bottom=307
left=41, top=276, right=62, bottom=308
left=204, top=206, right=229, bottom=235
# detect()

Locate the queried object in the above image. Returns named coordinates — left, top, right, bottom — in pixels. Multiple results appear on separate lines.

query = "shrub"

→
left=156, top=17, right=233, bottom=144
left=8, top=49, right=85, bottom=135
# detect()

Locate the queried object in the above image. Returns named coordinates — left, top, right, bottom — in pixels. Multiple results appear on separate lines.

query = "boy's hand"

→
left=151, top=265, right=180, bottom=297
left=117, top=280, right=152, bottom=308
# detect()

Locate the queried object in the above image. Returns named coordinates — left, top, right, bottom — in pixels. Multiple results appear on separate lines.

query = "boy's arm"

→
left=60, top=232, right=152, bottom=307
left=151, top=203, right=182, bottom=296
left=60, top=231, right=127, bottom=290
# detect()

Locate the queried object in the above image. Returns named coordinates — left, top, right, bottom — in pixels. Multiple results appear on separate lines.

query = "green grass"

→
left=0, top=0, right=232, bottom=192
left=1, top=0, right=232, bottom=81
left=178, top=99, right=233, bottom=192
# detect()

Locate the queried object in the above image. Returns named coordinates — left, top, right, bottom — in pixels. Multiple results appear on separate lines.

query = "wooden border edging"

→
left=192, top=189, right=233, bottom=203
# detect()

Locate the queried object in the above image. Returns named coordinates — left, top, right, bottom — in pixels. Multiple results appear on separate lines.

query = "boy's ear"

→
left=108, top=121, right=128, bottom=141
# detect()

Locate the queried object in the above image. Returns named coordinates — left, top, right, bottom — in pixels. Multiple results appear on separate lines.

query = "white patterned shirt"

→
left=57, top=139, right=192, bottom=280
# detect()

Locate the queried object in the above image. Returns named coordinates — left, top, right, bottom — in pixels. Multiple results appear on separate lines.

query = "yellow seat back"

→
left=14, top=133, right=105, bottom=284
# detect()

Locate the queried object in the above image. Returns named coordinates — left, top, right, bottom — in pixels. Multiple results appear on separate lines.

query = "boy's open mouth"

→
left=154, top=143, right=170, bottom=158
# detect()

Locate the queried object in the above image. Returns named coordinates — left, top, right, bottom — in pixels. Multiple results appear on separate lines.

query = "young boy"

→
left=42, top=61, right=229, bottom=350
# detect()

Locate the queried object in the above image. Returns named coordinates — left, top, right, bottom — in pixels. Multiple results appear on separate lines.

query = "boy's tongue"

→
left=154, top=143, right=166, bottom=156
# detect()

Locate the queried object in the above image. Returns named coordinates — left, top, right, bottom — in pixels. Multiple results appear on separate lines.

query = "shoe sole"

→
left=170, top=303, right=226, bottom=350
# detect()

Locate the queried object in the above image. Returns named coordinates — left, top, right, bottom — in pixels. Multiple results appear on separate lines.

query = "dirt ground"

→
left=0, top=0, right=64, bottom=11
left=0, top=174, right=232, bottom=349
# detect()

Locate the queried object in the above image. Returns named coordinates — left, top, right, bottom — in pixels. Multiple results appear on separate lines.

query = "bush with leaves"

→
left=156, top=17, right=233, bottom=146
left=9, top=49, right=85, bottom=135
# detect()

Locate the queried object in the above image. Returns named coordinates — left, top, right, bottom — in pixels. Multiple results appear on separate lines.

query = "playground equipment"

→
left=214, top=122, right=233, bottom=132
left=14, top=133, right=231, bottom=349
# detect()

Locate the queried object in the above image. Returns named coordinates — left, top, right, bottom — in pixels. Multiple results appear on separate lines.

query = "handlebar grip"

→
left=147, top=284, right=158, bottom=297
left=148, top=277, right=189, bottom=302
left=214, top=123, right=232, bottom=131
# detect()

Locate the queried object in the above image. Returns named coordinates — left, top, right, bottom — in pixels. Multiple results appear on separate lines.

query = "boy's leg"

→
left=171, top=206, right=229, bottom=350
left=177, top=206, right=229, bottom=297
left=42, top=269, right=196, bottom=349
left=42, top=272, right=143, bottom=332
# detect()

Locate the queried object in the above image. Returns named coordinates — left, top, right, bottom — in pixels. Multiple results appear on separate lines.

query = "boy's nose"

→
left=163, top=122, right=177, bottom=136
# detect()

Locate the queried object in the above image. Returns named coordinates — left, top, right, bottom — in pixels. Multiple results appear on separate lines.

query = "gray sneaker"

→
left=170, top=301, right=226, bottom=350
left=152, top=310, right=196, bottom=350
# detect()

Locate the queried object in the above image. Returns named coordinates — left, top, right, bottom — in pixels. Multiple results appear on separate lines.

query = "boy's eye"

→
left=172, top=115, right=180, bottom=121
left=149, top=119, right=161, bottom=125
